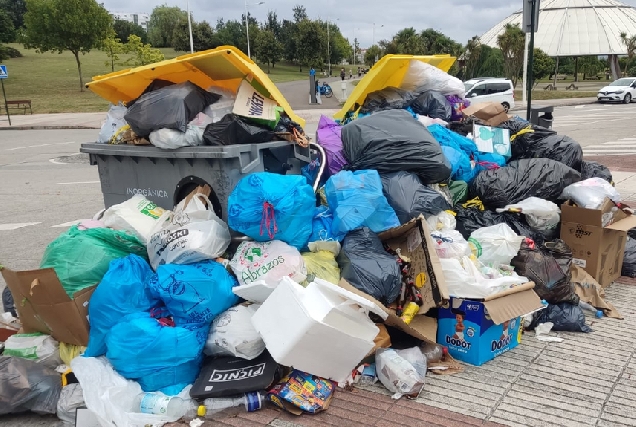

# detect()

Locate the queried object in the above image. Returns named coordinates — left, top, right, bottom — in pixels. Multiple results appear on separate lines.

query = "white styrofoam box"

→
left=252, top=277, right=388, bottom=383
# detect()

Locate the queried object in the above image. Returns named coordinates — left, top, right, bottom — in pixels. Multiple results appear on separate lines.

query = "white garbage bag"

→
left=497, top=197, right=560, bottom=232
left=376, top=347, right=427, bottom=400
left=102, top=194, right=170, bottom=245
left=149, top=125, right=203, bottom=149
left=430, top=229, right=471, bottom=259
left=560, top=177, right=622, bottom=210
left=469, top=223, right=525, bottom=267
left=98, top=104, right=127, bottom=144
left=400, top=60, right=465, bottom=97
left=147, top=192, right=231, bottom=270
left=57, top=383, right=85, bottom=425
left=204, top=304, right=265, bottom=360
left=3, top=333, right=62, bottom=369
left=71, top=356, right=191, bottom=427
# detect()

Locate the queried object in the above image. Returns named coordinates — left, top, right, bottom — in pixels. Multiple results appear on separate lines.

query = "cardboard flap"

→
left=483, top=289, right=543, bottom=325
left=482, top=282, right=536, bottom=301
left=606, top=215, right=636, bottom=232
left=3, top=268, right=71, bottom=304
left=461, top=102, right=509, bottom=127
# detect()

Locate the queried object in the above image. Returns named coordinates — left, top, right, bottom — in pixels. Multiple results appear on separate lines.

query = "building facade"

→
left=110, top=12, right=150, bottom=31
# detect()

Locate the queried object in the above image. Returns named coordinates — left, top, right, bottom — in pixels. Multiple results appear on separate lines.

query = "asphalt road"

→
left=1, top=103, right=636, bottom=426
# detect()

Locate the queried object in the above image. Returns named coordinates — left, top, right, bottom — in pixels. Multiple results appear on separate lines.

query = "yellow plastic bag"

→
left=302, top=251, right=340, bottom=285
left=59, top=342, right=86, bottom=366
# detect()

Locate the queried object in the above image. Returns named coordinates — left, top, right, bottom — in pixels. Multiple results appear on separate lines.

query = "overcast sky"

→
left=102, top=0, right=636, bottom=48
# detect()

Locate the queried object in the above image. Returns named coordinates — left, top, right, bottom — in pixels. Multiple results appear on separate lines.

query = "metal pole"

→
left=1, top=79, right=10, bottom=126
left=327, top=20, right=330, bottom=75
left=373, top=23, right=375, bottom=46
left=526, top=0, right=536, bottom=121
left=245, top=0, right=251, bottom=58
left=353, top=28, right=356, bottom=67
left=186, top=0, right=194, bottom=54
left=522, top=32, right=529, bottom=104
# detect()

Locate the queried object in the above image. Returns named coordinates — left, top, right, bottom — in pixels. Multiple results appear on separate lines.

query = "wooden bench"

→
left=4, top=100, right=32, bottom=114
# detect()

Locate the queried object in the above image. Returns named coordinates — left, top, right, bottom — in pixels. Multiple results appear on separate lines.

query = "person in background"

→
left=340, top=68, right=345, bottom=80
left=349, top=69, right=353, bottom=79
left=309, top=67, right=316, bottom=77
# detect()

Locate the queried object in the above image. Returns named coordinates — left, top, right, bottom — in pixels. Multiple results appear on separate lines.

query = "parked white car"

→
left=597, top=77, right=636, bottom=103
left=464, top=78, right=516, bottom=112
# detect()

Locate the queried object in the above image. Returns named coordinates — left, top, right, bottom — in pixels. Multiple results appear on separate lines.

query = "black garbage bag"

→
left=337, top=227, right=401, bottom=305
left=125, top=81, right=220, bottom=136
left=499, top=118, right=556, bottom=142
left=580, top=160, right=613, bottom=183
left=342, top=110, right=452, bottom=184
left=530, top=303, right=592, bottom=333
left=621, top=237, right=636, bottom=278
left=381, top=172, right=451, bottom=224
left=359, top=87, right=416, bottom=114
left=469, top=159, right=581, bottom=209
left=454, top=205, right=556, bottom=245
left=410, top=91, right=452, bottom=121
left=511, top=239, right=578, bottom=305
left=2, top=287, right=16, bottom=317
left=127, top=79, right=174, bottom=108
left=0, top=356, right=62, bottom=415
left=510, top=134, right=583, bottom=171
left=203, top=114, right=277, bottom=146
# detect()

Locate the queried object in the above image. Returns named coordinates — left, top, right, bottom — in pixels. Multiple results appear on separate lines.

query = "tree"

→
left=101, top=30, right=125, bottom=72
left=264, top=10, right=281, bottom=40
left=215, top=19, right=247, bottom=53
left=292, top=5, right=307, bottom=22
left=578, top=56, right=603, bottom=80
left=147, top=5, right=187, bottom=48
left=476, top=45, right=504, bottom=78
left=620, top=32, right=636, bottom=76
left=295, top=19, right=325, bottom=70
left=497, top=24, right=525, bottom=87
left=23, top=0, right=111, bottom=91
left=123, top=34, right=164, bottom=67
left=0, top=9, right=15, bottom=43
left=255, top=29, right=282, bottom=72
left=392, top=28, right=424, bottom=55
left=420, top=28, right=462, bottom=55
left=113, top=19, right=147, bottom=44
left=173, top=20, right=217, bottom=52
left=463, top=36, right=483, bottom=80
left=365, top=45, right=381, bottom=66
left=532, top=48, right=554, bottom=86
left=280, top=19, right=297, bottom=62
left=0, top=0, right=26, bottom=32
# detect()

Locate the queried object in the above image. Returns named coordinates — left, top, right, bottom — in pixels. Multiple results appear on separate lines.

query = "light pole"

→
left=186, top=0, right=194, bottom=54
left=372, top=23, right=383, bottom=47
left=244, top=0, right=264, bottom=59
left=326, top=18, right=339, bottom=76
left=352, top=27, right=360, bottom=67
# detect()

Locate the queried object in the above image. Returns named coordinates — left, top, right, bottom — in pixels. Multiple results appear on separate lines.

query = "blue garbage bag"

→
left=84, top=255, right=158, bottom=358
left=442, top=146, right=474, bottom=183
left=472, top=151, right=506, bottom=180
left=149, top=261, right=239, bottom=328
left=428, top=124, right=478, bottom=157
left=325, top=170, right=400, bottom=238
left=306, top=206, right=339, bottom=247
left=301, top=159, right=327, bottom=187
left=105, top=311, right=205, bottom=395
left=228, top=173, right=316, bottom=250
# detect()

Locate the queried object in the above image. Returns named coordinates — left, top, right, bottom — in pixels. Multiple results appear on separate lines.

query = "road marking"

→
left=583, top=138, right=636, bottom=156
left=0, top=222, right=41, bottom=231
left=55, top=141, right=77, bottom=145
left=29, top=143, right=50, bottom=148
left=57, top=180, right=100, bottom=185
left=52, top=220, right=82, bottom=228
left=6, top=146, right=26, bottom=151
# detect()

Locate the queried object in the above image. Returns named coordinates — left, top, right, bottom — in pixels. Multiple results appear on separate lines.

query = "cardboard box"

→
left=462, top=102, right=510, bottom=127
left=437, top=283, right=543, bottom=366
left=0, top=267, right=95, bottom=347
left=378, top=216, right=450, bottom=315
left=560, top=199, right=636, bottom=287
left=473, top=124, right=511, bottom=159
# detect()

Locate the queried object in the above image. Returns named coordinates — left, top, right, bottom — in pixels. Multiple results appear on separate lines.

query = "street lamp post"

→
left=245, top=0, right=264, bottom=59
left=186, top=0, right=194, bottom=54
left=372, top=23, right=383, bottom=47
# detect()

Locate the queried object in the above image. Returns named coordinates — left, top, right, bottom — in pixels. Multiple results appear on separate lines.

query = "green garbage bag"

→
left=40, top=226, right=147, bottom=297
left=449, top=181, right=468, bottom=205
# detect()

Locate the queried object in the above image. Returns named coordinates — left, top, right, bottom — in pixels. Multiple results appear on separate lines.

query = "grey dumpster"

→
left=529, top=105, right=554, bottom=129
left=80, top=141, right=312, bottom=221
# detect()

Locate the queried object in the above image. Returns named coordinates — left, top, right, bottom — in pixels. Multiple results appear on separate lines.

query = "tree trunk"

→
left=610, top=55, right=621, bottom=80
left=624, top=57, right=630, bottom=77
left=574, top=57, right=579, bottom=82
left=73, top=51, right=84, bottom=92
left=267, top=61, right=270, bottom=73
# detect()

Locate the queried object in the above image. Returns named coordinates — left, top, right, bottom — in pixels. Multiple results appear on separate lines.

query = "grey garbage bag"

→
left=125, top=82, right=220, bottom=136
left=0, top=356, right=62, bottom=415
left=469, top=158, right=581, bottom=209
left=410, top=90, right=452, bottom=121
left=359, top=87, right=416, bottom=114
left=337, top=227, right=401, bottom=305
left=342, top=110, right=452, bottom=184
left=57, top=383, right=84, bottom=424
left=381, top=172, right=451, bottom=224
left=580, top=160, right=613, bottom=183
left=622, top=237, right=636, bottom=278
left=530, top=302, right=592, bottom=333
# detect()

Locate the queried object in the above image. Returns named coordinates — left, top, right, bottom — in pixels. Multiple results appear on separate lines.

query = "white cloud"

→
left=102, top=0, right=636, bottom=48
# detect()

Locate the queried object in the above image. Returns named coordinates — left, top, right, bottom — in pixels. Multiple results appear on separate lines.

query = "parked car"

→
left=597, top=77, right=636, bottom=104
left=464, top=78, right=515, bottom=112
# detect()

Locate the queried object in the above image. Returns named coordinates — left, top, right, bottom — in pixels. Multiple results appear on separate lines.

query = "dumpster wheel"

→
left=174, top=175, right=223, bottom=219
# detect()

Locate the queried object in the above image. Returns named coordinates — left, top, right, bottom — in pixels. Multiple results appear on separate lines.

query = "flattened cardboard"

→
left=0, top=267, right=94, bottom=346
left=462, top=102, right=509, bottom=127
left=378, top=216, right=450, bottom=315
left=571, top=265, right=623, bottom=319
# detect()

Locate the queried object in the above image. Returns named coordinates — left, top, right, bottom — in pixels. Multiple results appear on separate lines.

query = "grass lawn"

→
left=0, top=44, right=307, bottom=114
left=254, top=62, right=309, bottom=83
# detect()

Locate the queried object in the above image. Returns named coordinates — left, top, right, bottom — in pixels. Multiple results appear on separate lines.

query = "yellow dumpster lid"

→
left=87, top=46, right=305, bottom=127
left=333, top=54, right=456, bottom=120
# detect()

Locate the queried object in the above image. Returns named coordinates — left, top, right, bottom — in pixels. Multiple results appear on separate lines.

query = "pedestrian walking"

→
left=340, top=68, right=345, bottom=81
left=349, top=69, right=353, bottom=79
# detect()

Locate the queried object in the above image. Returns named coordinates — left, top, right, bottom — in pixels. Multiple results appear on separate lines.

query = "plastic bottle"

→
left=133, top=393, right=194, bottom=417
left=579, top=301, right=603, bottom=318
left=420, top=342, right=445, bottom=363
left=187, top=392, right=264, bottom=419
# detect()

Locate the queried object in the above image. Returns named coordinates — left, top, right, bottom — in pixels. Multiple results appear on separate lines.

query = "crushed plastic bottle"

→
left=420, top=342, right=445, bottom=363
left=133, top=393, right=194, bottom=417
left=186, top=392, right=264, bottom=419
left=579, top=301, right=603, bottom=318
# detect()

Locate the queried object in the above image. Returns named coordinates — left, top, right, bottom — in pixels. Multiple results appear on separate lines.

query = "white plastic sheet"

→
left=560, top=177, right=622, bottom=210
left=149, top=125, right=204, bottom=150
left=497, top=197, right=560, bottom=232
left=469, top=223, right=525, bottom=267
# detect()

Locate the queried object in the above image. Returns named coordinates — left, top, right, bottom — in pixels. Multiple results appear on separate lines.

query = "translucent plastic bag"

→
left=376, top=347, right=427, bottom=399
left=0, top=356, right=62, bottom=415
left=326, top=170, right=400, bottom=238
left=560, top=177, right=622, bottom=210
left=426, top=211, right=457, bottom=232
left=430, top=230, right=471, bottom=259
left=401, top=60, right=465, bottom=97
left=57, top=383, right=84, bottom=424
left=204, top=304, right=265, bottom=360
left=149, top=125, right=203, bottom=149
left=40, top=226, right=147, bottom=297
left=469, top=223, right=525, bottom=267
left=98, top=104, right=127, bottom=144
left=3, top=333, right=62, bottom=369
left=102, top=194, right=169, bottom=244
left=147, top=193, right=231, bottom=269
left=302, top=250, right=341, bottom=285
left=497, top=197, right=560, bottom=232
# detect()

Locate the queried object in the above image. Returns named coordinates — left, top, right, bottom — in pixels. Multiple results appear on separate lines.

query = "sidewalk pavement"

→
left=510, top=97, right=597, bottom=112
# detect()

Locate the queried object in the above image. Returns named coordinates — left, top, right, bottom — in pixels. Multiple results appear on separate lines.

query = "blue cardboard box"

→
left=437, top=285, right=542, bottom=366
